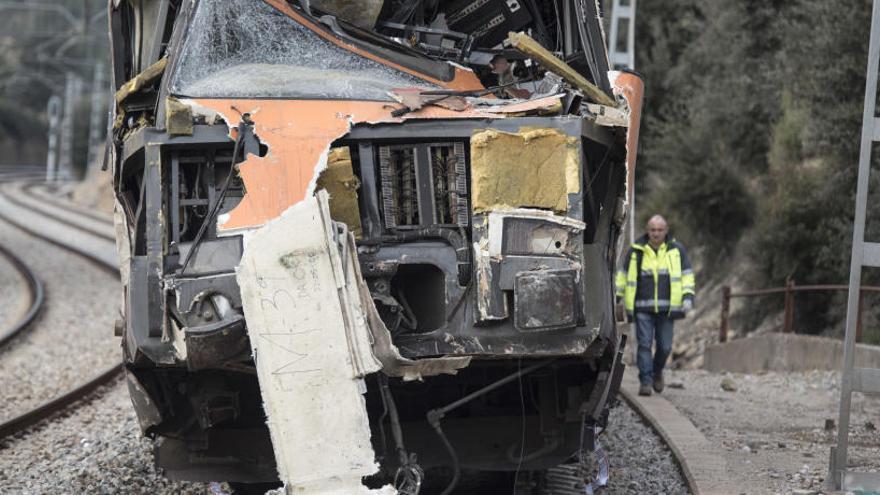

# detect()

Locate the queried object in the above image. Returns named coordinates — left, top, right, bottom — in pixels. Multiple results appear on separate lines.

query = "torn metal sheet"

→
left=473, top=236, right=508, bottom=321
left=608, top=71, right=645, bottom=207
left=470, top=128, right=580, bottom=214
left=189, top=98, right=498, bottom=232
left=584, top=102, right=629, bottom=128
left=486, top=208, right=586, bottom=257
left=355, top=268, right=472, bottom=380
left=389, top=88, right=470, bottom=113
left=316, top=147, right=363, bottom=238
left=237, top=191, right=388, bottom=494
left=475, top=94, right=565, bottom=115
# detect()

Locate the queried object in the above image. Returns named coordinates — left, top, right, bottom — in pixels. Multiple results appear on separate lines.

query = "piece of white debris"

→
left=237, top=191, right=393, bottom=494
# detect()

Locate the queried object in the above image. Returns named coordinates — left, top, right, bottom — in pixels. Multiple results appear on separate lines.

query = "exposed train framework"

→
left=108, top=0, right=642, bottom=492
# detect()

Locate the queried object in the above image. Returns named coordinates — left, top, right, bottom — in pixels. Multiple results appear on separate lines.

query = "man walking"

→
left=616, top=215, right=695, bottom=396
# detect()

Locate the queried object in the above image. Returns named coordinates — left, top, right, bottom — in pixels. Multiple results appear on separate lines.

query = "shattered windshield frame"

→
left=169, top=0, right=440, bottom=101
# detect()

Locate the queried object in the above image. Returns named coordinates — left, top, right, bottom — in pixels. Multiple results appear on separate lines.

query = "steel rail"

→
left=22, top=182, right=114, bottom=227
left=0, top=173, right=49, bottom=182
left=0, top=242, right=45, bottom=347
left=0, top=363, right=123, bottom=439
left=1, top=182, right=116, bottom=243
left=0, top=184, right=122, bottom=440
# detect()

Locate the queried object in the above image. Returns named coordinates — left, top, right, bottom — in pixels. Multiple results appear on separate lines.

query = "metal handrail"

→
left=718, top=278, right=880, bottom=343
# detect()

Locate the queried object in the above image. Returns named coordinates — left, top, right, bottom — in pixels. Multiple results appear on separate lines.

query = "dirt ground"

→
left=71, top=164, right=114, bottom=214
left=660, top=369, right=880, bottom=494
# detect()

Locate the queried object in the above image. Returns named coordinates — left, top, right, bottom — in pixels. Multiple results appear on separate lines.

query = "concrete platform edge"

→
left=618, top=367, right=733, bottom=495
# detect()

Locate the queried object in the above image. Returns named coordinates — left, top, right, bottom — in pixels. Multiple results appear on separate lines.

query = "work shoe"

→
left=653, top=373, right=665, bottom=393
left=638, top=383, right=653, bottom=396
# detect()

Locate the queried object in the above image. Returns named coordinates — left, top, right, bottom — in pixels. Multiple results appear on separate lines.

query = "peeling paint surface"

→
left=237, top=192, right=390, bottom=494
left=191, top=98, right=497, bottom=232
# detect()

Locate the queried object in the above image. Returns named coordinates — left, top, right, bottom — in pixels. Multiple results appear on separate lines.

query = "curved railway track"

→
left=23, top=182, right=114, bottom=227
left=0, top=180, right=122, bottom=441
left=618, top=369, right=728, bottom=495
left=0, top=242, right=44, bottom=347
left=1, top=183, right=115, bottom=243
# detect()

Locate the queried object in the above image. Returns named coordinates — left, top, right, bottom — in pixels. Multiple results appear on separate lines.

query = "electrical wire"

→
left=179, top=120, right=247, bottom=274
left=585, top=143, right=614, bottom=190
left=432, top=419, right=460, bottom=495
left=130, top=166, right=148, bottom=251
left=512, top=357, right=526, bottom=492
left=552, top=0, right=563, bottom=53
left=376, top=374, right=390, bottom=460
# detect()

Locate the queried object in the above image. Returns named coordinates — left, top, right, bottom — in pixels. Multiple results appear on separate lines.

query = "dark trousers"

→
left=634, top=312, right=674, bottom=386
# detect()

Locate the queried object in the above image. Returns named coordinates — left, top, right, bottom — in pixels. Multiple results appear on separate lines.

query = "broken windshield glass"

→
left=170, top=0, right=437, bottom=100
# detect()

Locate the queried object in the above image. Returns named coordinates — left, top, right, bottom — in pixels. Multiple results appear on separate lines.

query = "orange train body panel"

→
left=610, top=71, right=644, bottom=203
left=192, top=98, right=497, bottom=231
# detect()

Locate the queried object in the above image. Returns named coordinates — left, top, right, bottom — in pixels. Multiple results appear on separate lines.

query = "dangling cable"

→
left=179, top=116, right=250, bottom=274
left=379, top=373, right=423, bottom=495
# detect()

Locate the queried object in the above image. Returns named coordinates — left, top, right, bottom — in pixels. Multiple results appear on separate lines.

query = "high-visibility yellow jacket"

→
left=615, top=235, right=695, bottom=320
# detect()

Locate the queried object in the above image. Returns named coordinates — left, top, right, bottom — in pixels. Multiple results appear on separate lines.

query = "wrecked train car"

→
left=109, top=0, right=642, bottom=492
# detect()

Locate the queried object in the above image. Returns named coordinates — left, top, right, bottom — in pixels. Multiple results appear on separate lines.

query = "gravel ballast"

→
left=0, top=385, right=686, bottom=494
left=0, top=246, right=28, bottom=332
left=0, top=182, right=689, bottom=493
left=0, top=209, right=120, bottom=423
left=0, top=382, right=213, bottom=494
left=600, top=401, right=690, bottom=494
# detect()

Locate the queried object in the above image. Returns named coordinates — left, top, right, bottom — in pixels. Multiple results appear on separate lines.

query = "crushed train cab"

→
left=108, top=0, right=642, bottom=492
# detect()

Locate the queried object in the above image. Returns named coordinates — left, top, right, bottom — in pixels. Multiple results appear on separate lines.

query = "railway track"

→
left=0, top=179, right=701, bottom=493
left=0, top=166, right=48, bottom=183
left=0, top=180, right=122, bottom=441
left=0, top=242, right=44, bottom=347
left=1, top=182, right=115, bottom=243
left=23, top=182, right=113, bottom=226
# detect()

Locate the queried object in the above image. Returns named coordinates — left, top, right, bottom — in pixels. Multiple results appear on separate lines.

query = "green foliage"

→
left=636, top=0, right=877, bottom=334
left=635, top=0, right=785, bottom=267
left=0, top=99, right=46, bottom=139
left=743, top=0, right=875, bottom=334
left=767, top=92, right=808, bottom=171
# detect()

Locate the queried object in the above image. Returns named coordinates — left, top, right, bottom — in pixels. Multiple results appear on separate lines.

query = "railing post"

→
left=857, top=289, right=865, bottom=344
left=783, top=277, right=795, bottom=333
left=720, top=286, right=731, bottom=343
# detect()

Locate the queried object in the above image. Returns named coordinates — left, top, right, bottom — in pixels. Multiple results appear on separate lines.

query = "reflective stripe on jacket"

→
left=615, top=235, right=695, bottom=320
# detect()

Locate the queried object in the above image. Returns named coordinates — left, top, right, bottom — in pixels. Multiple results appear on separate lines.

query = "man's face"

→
left=647, top=219, right=668, bottom=247
left=490, top=57, right=509, bottom=75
